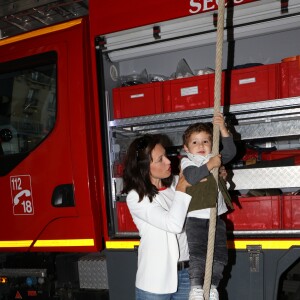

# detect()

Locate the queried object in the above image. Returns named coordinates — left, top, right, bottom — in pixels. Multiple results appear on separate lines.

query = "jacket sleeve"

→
left=182, top=165, right=210, bottom=185
left=221, top=136, right=236, bottom=164
left=181, top=157, right=210, bottom=185
left=126, top=189, right=191, bottom=234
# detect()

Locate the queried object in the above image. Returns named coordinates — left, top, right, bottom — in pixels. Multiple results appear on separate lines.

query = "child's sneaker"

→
left=189, top=287, right=204, bottom=300
left=209, top=287, right=219, bottom=300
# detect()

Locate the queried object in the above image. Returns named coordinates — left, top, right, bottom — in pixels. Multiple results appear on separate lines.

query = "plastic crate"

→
left=229, top=64, right=279, bottom=104
left=116, top=201, right=138, bottom=232
left=261, top=150, right=300, bottom=162
left=282, top=195, right=300, bottom=229
left=163, top=75, right=211, bottom=112
left=113, top=82, right=163, bottom=119
left=280, top=56, right=300, bottom=98
left=224, top=195, right=281, bottom=230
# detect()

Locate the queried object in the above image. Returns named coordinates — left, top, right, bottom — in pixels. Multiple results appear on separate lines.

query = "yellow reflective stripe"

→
left=106, top=241, right=140, bottom=249
left=0, top=18, right=83, bottom=46
left=227, top=240, right=300, bottom=250
left=106, top=240, right=300, bottom=250
left=0, top=239, right=94, bottom=248
left=2, top=239, right=299, bottom=249
left=0, top=240, right=32, bottom=248
left=33, top=239, right=95, bottom=247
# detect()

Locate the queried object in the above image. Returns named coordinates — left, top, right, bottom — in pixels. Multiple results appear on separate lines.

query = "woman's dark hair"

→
left=122, top=134, right=173, bottom=202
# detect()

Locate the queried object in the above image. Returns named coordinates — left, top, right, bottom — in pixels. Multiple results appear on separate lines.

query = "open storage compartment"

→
left=98, top=0, right=300, bottom=237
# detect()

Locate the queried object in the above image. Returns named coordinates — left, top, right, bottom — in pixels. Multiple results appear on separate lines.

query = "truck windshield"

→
left=0, top=51, right=57, bottom=175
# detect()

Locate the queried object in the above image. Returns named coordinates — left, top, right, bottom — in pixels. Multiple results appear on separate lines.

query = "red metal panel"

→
left=0, top=19, right=104, bottom=252
left=89, top=0, right=258, bottom=36
left=113, top=82, right=163, bottom=118
left=224, top=196, right=281, bottom=230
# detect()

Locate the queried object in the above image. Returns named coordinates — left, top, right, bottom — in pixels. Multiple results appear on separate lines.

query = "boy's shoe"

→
left=209, top=287, right=219, bottom=300
left=189, top=287, right=204, bottom=300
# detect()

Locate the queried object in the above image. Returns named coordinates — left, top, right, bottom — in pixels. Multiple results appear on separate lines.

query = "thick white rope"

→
left=203, top=1, right=226, bottom=299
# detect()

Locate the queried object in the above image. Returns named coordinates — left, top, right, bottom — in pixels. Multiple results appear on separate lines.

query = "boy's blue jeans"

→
left=186, top=217, right=228, bottom=287
left=136, top=268, right=190, bottom=299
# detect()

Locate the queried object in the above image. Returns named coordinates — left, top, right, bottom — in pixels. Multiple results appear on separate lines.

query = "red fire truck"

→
left=0, top=0, right=300, bottom=299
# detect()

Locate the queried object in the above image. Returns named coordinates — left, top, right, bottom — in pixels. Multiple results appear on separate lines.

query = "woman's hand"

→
left=175, top=172, right=191, bottom=193
left=219, top=165, right=228, bottom=181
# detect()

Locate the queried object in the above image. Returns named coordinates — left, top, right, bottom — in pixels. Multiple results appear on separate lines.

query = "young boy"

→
left=181, top=113, right=236, bottom=300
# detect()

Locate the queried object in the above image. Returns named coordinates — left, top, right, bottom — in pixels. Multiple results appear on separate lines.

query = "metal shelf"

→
left=110, top=97, right=300, bottom=190
left=109, top=97, right=300, bottom=140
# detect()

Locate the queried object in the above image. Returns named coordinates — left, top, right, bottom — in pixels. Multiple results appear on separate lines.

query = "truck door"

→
left=0, top=19, right=102, bottom=253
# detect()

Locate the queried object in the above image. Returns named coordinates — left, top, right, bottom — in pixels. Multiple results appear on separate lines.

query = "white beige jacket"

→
left=126, top=178, right=191, bottom=294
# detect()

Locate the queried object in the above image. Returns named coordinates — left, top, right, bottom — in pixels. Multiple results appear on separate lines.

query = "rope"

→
left=203, top=1, right=226, bottom=299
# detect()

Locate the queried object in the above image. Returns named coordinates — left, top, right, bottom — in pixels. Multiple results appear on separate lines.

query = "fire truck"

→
left=0, top=0, right=300, bottom=299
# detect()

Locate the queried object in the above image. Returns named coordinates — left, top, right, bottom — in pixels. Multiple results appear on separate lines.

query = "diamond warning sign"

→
left=10, top=175, right=34, bottom=216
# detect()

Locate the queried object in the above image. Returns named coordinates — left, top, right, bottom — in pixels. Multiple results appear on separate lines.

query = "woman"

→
left=123, top=134, right=192, bottom=299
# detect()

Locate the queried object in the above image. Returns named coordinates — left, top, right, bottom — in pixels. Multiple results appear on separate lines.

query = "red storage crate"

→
left=163, top=75, right=210, bottom=112
left=282, top=195, right=300, bottom=229
left=261, top=150, right=300, bottom=162
left=116, top=201, right=138, bottom=232
left=224, top=195, right=281, bottom=230
left=280, top=56, right=300, bottom=98
left=113, top=82, right=163, bottom=119
left=229, top=64, right=279, bottom=104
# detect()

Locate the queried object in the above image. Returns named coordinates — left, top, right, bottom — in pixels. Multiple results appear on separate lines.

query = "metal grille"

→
left=78, top=253, right=109, bottom=290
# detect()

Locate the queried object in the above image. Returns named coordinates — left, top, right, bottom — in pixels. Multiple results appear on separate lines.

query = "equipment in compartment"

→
left=113, top=61, right=284, bottom=117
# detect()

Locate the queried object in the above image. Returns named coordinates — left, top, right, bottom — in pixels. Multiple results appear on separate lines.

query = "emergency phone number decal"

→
left=10, top=175, right=34, bottom=215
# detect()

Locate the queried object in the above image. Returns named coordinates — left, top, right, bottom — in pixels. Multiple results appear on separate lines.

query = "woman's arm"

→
left=127, top=188, right=191, bottom=234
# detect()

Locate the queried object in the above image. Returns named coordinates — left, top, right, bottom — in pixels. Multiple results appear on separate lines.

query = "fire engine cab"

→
left=0, top=0, right=300, bottom=299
